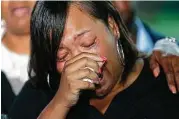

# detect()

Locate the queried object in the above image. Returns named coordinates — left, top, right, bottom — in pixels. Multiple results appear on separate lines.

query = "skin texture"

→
left=113, top=1, right=179, bottom=93
left=2, top=1, right=178, bottom=94
left=38, top=5, right=144, bottom=119
left=37, top=3, right=179, bottom=119
left=1, top=1, right=36, bottom=54
left=150, top=51, right=179, bottom=93
left=56, top=5, right=123, bottom=97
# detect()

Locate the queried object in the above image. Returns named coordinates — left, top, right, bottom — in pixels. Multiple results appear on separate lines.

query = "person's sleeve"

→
left=8, top=81, right=49, bottom=119
left=153, top=37, right=179, bottom=55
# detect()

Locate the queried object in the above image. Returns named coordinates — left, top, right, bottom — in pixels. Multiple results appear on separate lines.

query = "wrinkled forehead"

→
left=62, top=5, right=98, bottom=41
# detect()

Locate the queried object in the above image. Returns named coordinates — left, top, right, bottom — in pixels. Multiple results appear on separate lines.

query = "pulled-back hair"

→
left=29, top=1, right=138, bottom=90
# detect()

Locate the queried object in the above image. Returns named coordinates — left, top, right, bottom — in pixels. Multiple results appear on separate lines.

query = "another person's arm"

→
left=150, top=37, right=179, bottom=93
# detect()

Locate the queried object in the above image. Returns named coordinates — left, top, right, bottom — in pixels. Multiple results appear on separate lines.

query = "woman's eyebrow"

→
left=75, top=29, right=91, bottom=39
left=59, top=29, right=91, bottom=48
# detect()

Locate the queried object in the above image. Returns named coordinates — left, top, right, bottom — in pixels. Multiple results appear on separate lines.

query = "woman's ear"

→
left=108, top=17, right=120, bottom=39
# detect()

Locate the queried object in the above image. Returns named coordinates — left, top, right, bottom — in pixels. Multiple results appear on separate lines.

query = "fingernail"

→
left=154, top=67, right=160, bottom=77
left=170, top=86, right=177, bottom=94
left=98, top=62, right=105, bottom=67
left=98, top=68, right=102, bottom=74
left=82, top=78, right=93, bottom=83
left=100, top=56, right=107, bottom=62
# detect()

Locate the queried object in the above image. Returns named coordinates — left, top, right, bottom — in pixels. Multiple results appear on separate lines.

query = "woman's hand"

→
left=38, top=53, right=104, bottom=119
left=150, top=50, right=179, bottom=94
left=56, top=52, right=104, bottom=107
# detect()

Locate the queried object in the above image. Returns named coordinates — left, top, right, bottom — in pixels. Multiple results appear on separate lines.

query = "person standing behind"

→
left=113, top=1, right=164, bottom=53
left=1, top=1, right=36, bottom=114
left=113, top=1, right=179, bottom=93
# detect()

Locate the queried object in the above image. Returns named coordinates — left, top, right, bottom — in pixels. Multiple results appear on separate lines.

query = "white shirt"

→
left=1, top=21, right=29, bottom=95
left=135, top=17, right=154, bottom=54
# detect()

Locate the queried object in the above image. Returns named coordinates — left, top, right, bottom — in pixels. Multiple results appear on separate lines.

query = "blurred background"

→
left=134, top=1, right=179, bottom=39
left=1, top=1, right=179, bottom=116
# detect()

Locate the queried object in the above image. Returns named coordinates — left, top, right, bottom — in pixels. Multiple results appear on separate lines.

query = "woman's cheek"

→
left=56, top=62, right=65, bottom=73
left=91, top=40, right=102, bottom=55
left=98, top=42, right=108, bottom=57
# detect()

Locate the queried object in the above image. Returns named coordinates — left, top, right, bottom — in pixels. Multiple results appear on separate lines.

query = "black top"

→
left=9, top=59, right=179, bottom=119
left=1, top=71, right=16, bottom=114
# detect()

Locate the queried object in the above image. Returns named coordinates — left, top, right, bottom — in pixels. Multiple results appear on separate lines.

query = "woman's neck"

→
left=113, top=58, right=144, bottom=93
left=90, top=58, right=144, bottom=114
left=2, top=31, right=30, bottom=55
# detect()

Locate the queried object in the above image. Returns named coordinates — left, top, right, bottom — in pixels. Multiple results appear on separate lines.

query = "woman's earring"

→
left=116, top=39, right=125, bottom=66
left=47, top=74, right=52, bottom=90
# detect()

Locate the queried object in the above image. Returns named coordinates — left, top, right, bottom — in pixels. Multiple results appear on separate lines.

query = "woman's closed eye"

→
left=80, top=36, right=97, bottom=49
left=57, top=50, right=68, bottom=62
left=57, top=54, right=67, bottom=62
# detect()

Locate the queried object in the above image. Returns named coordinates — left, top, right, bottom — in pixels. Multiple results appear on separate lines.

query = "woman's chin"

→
left=95, top=81, right=116, bottom=98
left=95, top=77, right=106, bottom=96
left=95, top=88, right=110, bottom=98
left=94, top=70, right=115, bottom=98
left=95, top=83, right=110, bottom=97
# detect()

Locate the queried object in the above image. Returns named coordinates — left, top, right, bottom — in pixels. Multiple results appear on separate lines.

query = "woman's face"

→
left=1, top=1, right=36, bottom=35
left=57, top=5, right=123, bottom=96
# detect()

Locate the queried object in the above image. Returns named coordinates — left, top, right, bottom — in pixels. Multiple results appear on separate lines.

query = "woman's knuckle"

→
left=64, top=66, right=69, bottom=73
left=85, top=68, right=91, bottom=75
left=66, top=75, right=72, bottom=81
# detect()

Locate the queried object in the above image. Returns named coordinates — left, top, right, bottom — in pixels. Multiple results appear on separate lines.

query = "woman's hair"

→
left=29, top=1, right=138, bottom=90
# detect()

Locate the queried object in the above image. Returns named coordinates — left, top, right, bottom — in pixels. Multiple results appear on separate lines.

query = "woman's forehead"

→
left=62, top=5, right=97, bottom=41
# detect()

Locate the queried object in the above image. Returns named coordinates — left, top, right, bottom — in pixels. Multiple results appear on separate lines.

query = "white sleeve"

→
left=153, top=37, right=179, bottom=56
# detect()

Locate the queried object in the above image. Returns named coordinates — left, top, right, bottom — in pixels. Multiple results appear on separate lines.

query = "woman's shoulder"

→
left=8, top=79, right=54, bottom=119
left=123, top=58, right=177, bottom=100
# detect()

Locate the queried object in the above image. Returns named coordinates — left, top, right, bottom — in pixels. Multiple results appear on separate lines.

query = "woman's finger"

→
left=150, top=51, right=160, bottom=77
left=171, top=56, right=179, bottom=92
left=163, top=56, right=177, bottom=94
left=65, top=52, right=103, bottom=66
left=64, top=57, right=101, bottom=75
left=76, top=80, right=95, bottom=90
left=66, top=68, right=99, bottom=84
left=152, top=50, right=177, bottom=94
